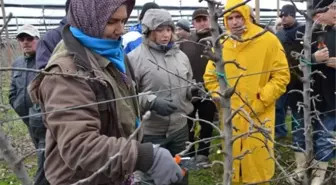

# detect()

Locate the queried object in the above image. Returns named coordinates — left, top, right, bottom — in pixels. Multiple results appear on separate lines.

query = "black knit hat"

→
left=280, top=4, right=296, bottom=18
left=314, top=0, right=334, bottom=9
left=139, top=2, right=160, bottom=21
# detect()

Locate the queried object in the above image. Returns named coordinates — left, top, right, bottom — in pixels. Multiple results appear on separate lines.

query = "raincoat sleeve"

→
left=258, top=41, right=290, bottom=107
left=203, top=60, right=220, bottom=98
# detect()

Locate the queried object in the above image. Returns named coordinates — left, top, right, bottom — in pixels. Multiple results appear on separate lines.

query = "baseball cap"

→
left=16, top=24, right=40, bottom=38
left=192, top=8, right=209, bottom=20
left=279, top=4, right=296, bottom=18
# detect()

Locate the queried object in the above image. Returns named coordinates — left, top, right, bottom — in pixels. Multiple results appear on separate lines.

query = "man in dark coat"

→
left=179, top=8, right=217, bottom=165
left=36, top=0, right=71, bottom=69
left=9, top=24, right=49, bottom=185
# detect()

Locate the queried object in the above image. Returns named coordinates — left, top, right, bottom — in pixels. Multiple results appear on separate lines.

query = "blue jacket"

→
left=9, top=55, right=43, bottom=127
left=122, top=23, right=143, bottom=54
left=36, top=17, right=67, bottom=69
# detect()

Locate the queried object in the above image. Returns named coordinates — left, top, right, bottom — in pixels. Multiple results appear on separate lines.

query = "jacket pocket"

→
left=13, top=72, right=25, bottom=88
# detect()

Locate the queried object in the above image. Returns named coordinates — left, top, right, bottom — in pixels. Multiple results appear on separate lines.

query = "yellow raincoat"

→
left=203, top=0, right=290, bottom=183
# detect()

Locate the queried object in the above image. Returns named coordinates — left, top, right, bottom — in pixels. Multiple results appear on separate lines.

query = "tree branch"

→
left=0, top=129, right=32, bottom=185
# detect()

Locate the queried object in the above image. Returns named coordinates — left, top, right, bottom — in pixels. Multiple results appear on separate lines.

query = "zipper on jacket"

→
left=24, top=58, right=29, bottom=113
left=163, top=56, right=172, bottom=137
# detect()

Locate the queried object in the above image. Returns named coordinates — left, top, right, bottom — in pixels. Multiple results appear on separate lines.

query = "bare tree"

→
left=0, top=128, right=33, bottom=185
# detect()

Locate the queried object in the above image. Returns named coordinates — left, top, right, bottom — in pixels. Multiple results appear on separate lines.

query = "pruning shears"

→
left=174, top=155, right=191, bottom=176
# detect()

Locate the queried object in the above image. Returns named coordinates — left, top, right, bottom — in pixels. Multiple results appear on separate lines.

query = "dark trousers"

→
left=142, top=125, right=189, bottom=185
left=143, top=124, right=189, bottom=156
left=187, top=100, right=216, bottom=157
left=275, top=93, right=289, bottom=138
left=27, top=126, right=49, bottom=185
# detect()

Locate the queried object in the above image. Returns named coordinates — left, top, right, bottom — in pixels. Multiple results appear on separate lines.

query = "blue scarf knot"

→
left=70, top=26, right=126, bottom=73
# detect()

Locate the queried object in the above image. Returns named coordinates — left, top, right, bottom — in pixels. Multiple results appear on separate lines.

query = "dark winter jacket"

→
left=9, top=55, right=43, bottom=127
left=312, top=25, right=336, bottom=115
left=276, top=21, right=302, bottom=83
left=36, top=17, right=67, bottom=69
left=179, top=32, right=212, bottom=84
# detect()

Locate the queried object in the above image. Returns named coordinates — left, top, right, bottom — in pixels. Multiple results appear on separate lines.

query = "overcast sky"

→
left=2, top=0, right=307, bottom=34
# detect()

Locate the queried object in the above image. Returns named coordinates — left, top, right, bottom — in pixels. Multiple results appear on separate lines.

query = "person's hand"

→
left=146, top=146, right=184, bottom=185
left=314, top=48, right=329, bottom=63
left=326, top=57, right=336, bottom=69
left=150, top=97, right=177, bottom=116
left=249, top=99, right=266, bottom=117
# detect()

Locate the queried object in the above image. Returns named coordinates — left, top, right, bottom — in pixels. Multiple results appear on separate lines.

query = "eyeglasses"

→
left=17, top=36, right=35, bottom=42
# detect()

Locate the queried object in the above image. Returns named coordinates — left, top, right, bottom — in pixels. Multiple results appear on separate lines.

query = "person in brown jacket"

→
left=28, top=0, right=183, bottom=185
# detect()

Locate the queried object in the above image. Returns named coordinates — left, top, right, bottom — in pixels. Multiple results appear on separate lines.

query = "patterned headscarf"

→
left=68, top=0, right=135, bottom=38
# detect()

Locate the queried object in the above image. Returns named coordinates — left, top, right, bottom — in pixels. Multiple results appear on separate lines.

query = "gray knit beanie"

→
left=176, top=19, right=190, bottom=32
left=68, top=0, right=135, bottom=38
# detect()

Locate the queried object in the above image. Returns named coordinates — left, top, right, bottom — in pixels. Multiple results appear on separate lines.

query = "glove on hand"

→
left=147, top=146, right=184, bottom=185
left=150, top=97, right=177, bottom=116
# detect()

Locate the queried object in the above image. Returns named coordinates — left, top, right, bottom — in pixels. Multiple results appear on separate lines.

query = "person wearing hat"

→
left=204, top=0, right=289, bottom=183
left=122, top=2, right=160, bottom=54
left=36, top=0, right=71, bottom=69
left=128, top=9, right=194, bottom=184
left=9, top=24, right=49, bottom=185
left=179, top=8, right=217, bottom=166
left=273, top=4, right=301, bottom=141
left=176, top=19, right=190, bottom=41
left=289, top=1, right=336, bottom=184
left=27, top=1, right=184, bottom=185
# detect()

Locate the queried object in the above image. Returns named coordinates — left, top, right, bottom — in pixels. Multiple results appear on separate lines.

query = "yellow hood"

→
left=223, top=0, right=254, bottom=37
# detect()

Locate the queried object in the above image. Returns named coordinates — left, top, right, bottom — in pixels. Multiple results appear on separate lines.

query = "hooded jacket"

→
left=122, top=23, right=143, bottom=54
left=127, top=9, right=193, bottom=136
left=36, top=17, right=67, bottom=69
left=203, top=0, right=290, bottom=183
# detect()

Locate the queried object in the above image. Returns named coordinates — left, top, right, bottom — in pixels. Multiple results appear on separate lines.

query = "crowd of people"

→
left=7, top=0, right=335, bottom=185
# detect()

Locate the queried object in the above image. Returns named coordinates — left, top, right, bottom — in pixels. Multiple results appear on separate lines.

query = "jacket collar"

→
left=143, top=37, right=178, bottom=55
left=24, top=53, right=35, bottom=60
left=60, top=17, right=67, bottom=26
left=62, top=24, right=92, bottom=71
left=189, top=31, right=212, bottom=42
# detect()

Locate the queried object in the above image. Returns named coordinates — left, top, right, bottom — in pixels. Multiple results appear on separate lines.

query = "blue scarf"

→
left=70, top=26, right=126, bottom=73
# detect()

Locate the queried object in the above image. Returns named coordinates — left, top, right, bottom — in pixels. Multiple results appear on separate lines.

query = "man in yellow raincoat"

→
left=203, top=0, right=290, bottom=184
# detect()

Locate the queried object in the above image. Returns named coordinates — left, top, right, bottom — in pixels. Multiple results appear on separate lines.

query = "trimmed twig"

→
left=183, top=114, right=223, bottom=135
left=219, top=0, right=251, bottom=17
left=300, top=0, right=315, bottom=183
left=147, top=59, right=208, bottom=95
left=178, top=135, right=224, bottom=156
left=233, top=149, right=253, bottom=161
left=0, top=84, right=194, bottom=125
left=15, top=148, right=45, bottom=166
left=289, top=0, right=309, bottom=19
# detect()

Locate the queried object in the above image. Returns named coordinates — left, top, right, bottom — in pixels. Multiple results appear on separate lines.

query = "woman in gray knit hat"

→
left=28, top=1, right=183, bottom=185
left=128, top=9, right=195, bottom=185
